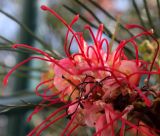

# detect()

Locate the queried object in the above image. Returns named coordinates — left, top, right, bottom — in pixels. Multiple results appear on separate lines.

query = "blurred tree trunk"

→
left=7, top=1, right=37, bottom=136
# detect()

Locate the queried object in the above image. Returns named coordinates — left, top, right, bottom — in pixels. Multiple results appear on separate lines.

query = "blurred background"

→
left=0, top=0, right=159, bottom=136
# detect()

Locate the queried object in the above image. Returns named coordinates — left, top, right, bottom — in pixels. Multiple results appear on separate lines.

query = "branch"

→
left=0, top=92, right=41, bottom=114
left=0, top=9, right=62, bottom=59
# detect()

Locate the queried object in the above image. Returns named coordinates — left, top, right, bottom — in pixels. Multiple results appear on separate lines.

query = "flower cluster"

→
left=3, top=5, right=160, bottom=136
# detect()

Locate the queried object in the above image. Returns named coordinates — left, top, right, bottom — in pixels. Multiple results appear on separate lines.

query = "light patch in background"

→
left=4, top=54, right=16, bottom=67
left=114, top=0, right=130, bottom=12
left=0, top=0, right=20, bottom=40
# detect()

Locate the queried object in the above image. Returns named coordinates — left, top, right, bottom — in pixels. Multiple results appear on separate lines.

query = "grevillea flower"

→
left=3, top=5, right=160, bottom=136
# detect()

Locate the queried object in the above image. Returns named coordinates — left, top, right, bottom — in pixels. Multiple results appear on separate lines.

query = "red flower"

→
left=3, top=5, right=160, bottom=136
